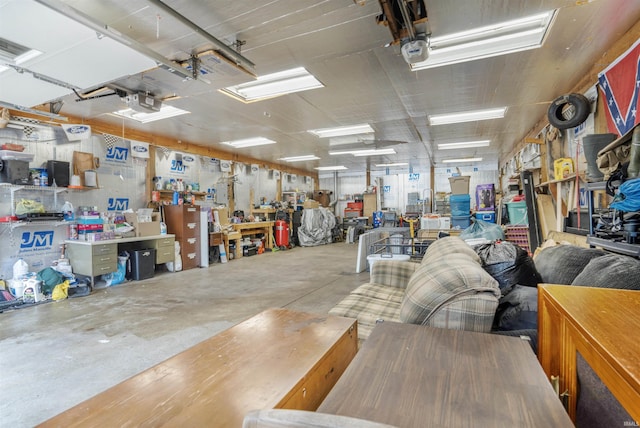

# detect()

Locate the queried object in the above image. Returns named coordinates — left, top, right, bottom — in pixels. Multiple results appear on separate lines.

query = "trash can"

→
left=127, top=248, right=156, bottom=280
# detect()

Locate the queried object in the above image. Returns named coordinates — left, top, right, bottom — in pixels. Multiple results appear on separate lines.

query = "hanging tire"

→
left=547, top=93, right=590, bottom=130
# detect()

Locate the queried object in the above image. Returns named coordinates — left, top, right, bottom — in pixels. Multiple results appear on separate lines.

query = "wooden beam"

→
left=10, top=109, right=318, bottom=181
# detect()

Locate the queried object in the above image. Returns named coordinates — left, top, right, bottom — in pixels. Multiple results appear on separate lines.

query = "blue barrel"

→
left=372, top=211, right=383, bottom=228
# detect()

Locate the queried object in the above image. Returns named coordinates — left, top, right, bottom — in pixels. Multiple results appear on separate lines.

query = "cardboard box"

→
left=303, top=199, right=320, bottom=209
left=124, top=212, right=161, bottom=237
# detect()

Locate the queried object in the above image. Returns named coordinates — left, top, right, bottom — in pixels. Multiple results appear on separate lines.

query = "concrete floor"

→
left=0, top=241, right=367, bottom=427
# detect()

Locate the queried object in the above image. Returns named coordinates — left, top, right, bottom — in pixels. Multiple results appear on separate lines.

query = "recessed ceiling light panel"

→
left=308, top=123, right=374, bottom=138
left=438, top=140, right=491, bottom=150
left=220, top=137, right=276, bottom=148
left=278, top=155, right=320, bottom=162
left=429, top=107, right=506, bottom=126
left=112, top=105, right=190, bottom=123
left=220, top=67, right=323, bottom=103
left=442, top=157, right=483, bottom=163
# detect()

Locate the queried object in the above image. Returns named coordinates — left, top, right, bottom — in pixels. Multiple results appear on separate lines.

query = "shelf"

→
left=0, top=183, right=68, bottom=194
left=587, top=235, right=640, bottom=257
left=0, top=220, right=70, bottom=229
left=537, top=173, right=581, bottom=187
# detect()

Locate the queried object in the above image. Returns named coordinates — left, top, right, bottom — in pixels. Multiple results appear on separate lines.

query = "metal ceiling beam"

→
left=145, top=0, right=256, bottom=73
left=34, top=0, right=196, bottom=82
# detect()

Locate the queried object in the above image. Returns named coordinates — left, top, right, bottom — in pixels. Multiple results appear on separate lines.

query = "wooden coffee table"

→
left=319, top=321, right=572, bottom=427
left=39, top=308, right=357, bottom=427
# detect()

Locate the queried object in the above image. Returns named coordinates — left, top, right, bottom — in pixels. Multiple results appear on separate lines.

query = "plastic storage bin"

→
left=451, top=215, right=471, bottom=230
left=506, top=201, right=528, bottom=225
left=449, top=176, right=470, bottom=194
left=127, top=248, right=156, bottom=280
left=475, top=211, right=496, bottom=223
left=450, top=194, right=471, bottom=216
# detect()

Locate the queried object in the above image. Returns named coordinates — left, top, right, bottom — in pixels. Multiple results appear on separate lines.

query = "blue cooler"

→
left=475, top=211, right=496, bottom=223
left=450, top=194, right=471, bottom=216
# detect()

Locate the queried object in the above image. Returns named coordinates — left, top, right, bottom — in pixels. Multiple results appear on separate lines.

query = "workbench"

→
left=39, top=308, right=358, bottom=427
left=232, top=220, right=274, bottom=249
left=65, top=234, right=175, bottom=285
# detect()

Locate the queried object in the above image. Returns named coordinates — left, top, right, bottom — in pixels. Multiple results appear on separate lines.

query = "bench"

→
left=39, top=308, right=357, bottom=427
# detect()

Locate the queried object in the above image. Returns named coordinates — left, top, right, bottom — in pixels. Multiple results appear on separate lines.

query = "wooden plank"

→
left=536, top=193, right=557, bottom=239
left=39, top=309, right=357, bottom=428
left=319, top=322, right=572, bottom=427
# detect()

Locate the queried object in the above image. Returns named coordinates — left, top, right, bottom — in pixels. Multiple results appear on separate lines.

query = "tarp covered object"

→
left=298, top=208, right=336, bottom=246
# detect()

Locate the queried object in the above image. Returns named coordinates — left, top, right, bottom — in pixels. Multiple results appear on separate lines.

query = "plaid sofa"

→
left=330, top=236, right=501, bottom=341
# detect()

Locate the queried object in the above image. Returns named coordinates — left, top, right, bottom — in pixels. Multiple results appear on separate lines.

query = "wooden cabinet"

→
left=163, top=205, right=200, bottom=270
left=538, top=284, right=640, bottom=423
left=362, top=193, right=377, bottom=222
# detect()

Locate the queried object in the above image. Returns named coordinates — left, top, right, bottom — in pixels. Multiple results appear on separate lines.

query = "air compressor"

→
left=275, top=219, right=290, bottom=249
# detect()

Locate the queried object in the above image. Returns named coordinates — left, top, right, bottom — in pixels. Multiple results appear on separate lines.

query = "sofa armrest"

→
left=370, top=260, right=419, bottom=289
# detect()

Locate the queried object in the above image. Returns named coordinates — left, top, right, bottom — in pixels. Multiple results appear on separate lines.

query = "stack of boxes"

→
left=448, top=176, right=471, bottom=229
left=475, top=184, right=497, bottom=223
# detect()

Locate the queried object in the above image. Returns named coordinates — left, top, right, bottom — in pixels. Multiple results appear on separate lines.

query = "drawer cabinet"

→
left=163, top=205, right=200, bottom=270
left=66, top=243, right=118, bottom=279
left=154, top=236, right=175, bottom=264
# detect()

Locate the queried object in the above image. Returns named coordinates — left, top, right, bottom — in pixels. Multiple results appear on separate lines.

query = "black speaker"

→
left=46, top=160, right=70, bottom=187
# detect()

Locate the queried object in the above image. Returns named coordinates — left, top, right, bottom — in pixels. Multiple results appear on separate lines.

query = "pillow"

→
left=422, top=236, right=480, bottom=265
left=400, top=254, right=500, bottom=332
left=572, top=253, right=640, bottom=290
left=534, top=245, right=606, bottom=285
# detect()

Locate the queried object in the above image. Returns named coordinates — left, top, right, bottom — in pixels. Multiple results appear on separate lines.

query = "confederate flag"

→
left=597, top=38, right=640, bottom=137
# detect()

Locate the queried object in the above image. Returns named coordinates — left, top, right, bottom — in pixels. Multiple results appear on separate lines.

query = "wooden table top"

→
left=232, top=221, right=274, bottom=231
left=318, top=322, right=572, bottom=427
left=39, top=308, right=356, bottom=428
left=539, top=284, right=640, bottom=403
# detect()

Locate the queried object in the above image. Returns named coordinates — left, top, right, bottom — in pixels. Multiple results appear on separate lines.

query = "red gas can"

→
left=275, top=219, right=290, bottom=248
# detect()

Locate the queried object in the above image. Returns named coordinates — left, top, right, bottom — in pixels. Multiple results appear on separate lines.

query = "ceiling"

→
left=2, top=0, right=639, bottom=176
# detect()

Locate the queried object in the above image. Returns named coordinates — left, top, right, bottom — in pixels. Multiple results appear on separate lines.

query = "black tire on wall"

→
left=547, top=93, right=591, bottom=130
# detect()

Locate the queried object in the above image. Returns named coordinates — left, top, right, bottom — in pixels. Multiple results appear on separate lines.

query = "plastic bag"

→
left=610, top=177, right=640, bottom=212
left=15, top=199, right=45, bottom=215
left=474, top=241, right=542, bottom=294
left=459, top=219, right=505, bottom=241
left=102, top=254, right=128, bottom=286
left=52, top=280, right=70, bottom=301
left=37, top=267, right=64, bottom=295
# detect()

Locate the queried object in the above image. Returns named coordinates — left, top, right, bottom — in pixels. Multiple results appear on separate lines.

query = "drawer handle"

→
left=100, top=266, right=112, bottom=271
left=187, top=223, right=196, bottom=229
left=187, top=238, right=196, bottom=244
left=100, top=257, right=111, bottom=262
left=187, top=253, right=196, bottom=259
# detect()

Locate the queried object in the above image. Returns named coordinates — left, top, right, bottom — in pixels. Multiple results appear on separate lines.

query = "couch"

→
left=329, top=236, right=501, bottom=341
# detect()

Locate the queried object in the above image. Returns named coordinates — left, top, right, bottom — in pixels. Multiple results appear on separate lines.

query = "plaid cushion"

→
left=329, top=293, right=402, bottom=340
left=370, top=260, right=419, bottom=289
left=400, top=254, right=500, bottom=332
left=422, top=236, right=480, bottom=265
left=349, top=283, right=406, bottom=304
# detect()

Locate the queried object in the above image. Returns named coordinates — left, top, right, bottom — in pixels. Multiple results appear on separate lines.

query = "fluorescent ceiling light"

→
left=278, top=155, right=320, bottom=162
left=315, top=166, right=348, bottom=171
left=220, top=67, right=323, bottom=103
left=411, top=10, right=557, bottom=70
left=308, top=124, right=374, bottom=138
left=0, top=37, right=42, bottom=65
left=442, top=157, right=483, bottom=163
left=329, top=148, right=396, bottom=156
left=220, top=137, right=276, bottom=148
left=375, top=162, right=408, bottom=167
left=112, top=105, right=190, bottom=123
left=429, top=107, right=506, bottom=126
left=438, top=140, right=491, bottom=150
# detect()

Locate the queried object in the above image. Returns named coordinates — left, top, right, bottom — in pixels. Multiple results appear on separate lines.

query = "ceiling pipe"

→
left=34, top=0, right=196, bottom=82
left=145, top=0, right=256, bottom=74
